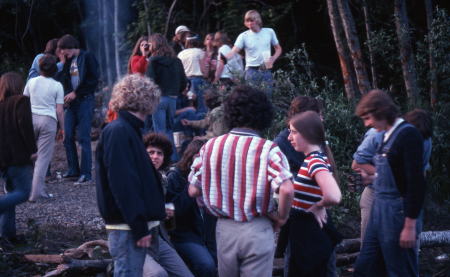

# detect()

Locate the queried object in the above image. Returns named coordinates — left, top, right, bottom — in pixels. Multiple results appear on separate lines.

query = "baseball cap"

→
left=175, top=25, right=190, bottom=35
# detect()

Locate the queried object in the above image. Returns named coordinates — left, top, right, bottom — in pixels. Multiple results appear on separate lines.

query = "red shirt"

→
left=130, top=55, right=148, bottom=75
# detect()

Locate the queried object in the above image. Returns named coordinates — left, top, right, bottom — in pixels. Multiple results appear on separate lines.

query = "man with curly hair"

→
left=188, top=85, right=294, bottom=277
left=96, top=75, right=185, bottom=277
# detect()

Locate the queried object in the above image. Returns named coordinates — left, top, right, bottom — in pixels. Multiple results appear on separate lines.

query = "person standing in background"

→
left=0, top=72, right=37, bottom=243
left=226, top=10, right=282, bottom=97
left=128, top=36, right=151, bottom=75
left=146, top=33, right=188, bottom=162
left=27, top=38, right=59, bottom=80
left=172, top=25, right=191, bottom=55
left=54, top=34, right=99, bottom=184
left=24, top=55, right=65, bottom=201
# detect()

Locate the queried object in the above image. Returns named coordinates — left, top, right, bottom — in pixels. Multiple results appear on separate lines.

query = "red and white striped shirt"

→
left=189, top=129, right=292, bottom=222
left=292, top=151, right=331, bottom=211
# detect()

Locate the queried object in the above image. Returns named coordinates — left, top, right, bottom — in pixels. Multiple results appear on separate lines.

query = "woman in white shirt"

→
left=23, top=54, right=64, bottom=201
left=178, top=35, right=208, bottom=114
left=213, top=31, right=243, bottom=88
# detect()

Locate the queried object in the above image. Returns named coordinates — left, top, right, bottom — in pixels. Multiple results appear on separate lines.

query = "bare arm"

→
left=188, top=184, right=202, bottom=197
left=225, top=46, right=241, bottom=60
left=277, top=180, right=294, bottom=221
left=214, top=60, right=225, bottom=83
left=352, top=160, right=376, bottom=175
left=314, top=171, right=342, bottom=207
left=266, top=44, right=282, bottom=69
left=56, top=104, right=64, bottom=131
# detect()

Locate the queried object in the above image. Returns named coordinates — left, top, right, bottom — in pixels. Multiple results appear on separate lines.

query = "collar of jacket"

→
left=118, top=110, right=144, bottom=135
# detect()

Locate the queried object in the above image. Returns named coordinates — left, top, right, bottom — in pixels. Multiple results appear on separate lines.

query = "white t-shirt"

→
left=177, top=48, right=205, bottom=77
left=23, top=76, right=64, bottom=120
left=234, top=27, right=279, bottom=67
left=218, top=45, right=244, bottom=79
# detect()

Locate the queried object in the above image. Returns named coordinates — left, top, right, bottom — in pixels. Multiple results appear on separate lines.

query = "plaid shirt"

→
left=189, top=128, right=292, bottom=222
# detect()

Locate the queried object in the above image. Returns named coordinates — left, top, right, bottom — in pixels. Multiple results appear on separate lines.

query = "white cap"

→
left=175, top=25, right=190, bottom=35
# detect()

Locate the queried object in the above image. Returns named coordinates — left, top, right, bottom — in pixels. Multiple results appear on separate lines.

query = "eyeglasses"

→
left=288, top=129, right=299, bottom=135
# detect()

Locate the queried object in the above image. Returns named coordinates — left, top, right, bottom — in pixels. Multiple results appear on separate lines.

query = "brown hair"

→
left=214, top=31, right=232, bottom=47
left=39, top=54, right=58, bottom=77
left=143, top=133, right=173, bottom=170
left=150, top=33, right=175, bottom=58
left=177, top=139, right=207, bottom=177
left=286, top=96, right=322, bottom=123
left=44, top=38, right=59, bottom=55
left=0, top=72, right=25, bottom=101
left=127, top=36, right=149, bottom=73
left=355, top=89, right=398, bottom=125
left=404, top=108, right=433, bottom=139
left=289, top=111, right=338, bottom=180
left=57, top=34, right=79, bottom=50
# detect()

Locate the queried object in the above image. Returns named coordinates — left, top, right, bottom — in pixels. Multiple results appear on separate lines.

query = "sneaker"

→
left=63, top=172, right=80, bottom=178
left=74, top=175, right=91, bottom=184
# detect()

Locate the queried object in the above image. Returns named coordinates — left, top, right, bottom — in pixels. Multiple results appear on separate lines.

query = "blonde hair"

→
left=109, top=74, right=160, bottom=115
left=244, top=10, right=263, bottom=27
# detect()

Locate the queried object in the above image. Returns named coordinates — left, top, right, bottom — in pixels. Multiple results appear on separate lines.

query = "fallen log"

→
left=63, top=239, right=108, bottom=259
left=24, top=254, right=64, bottom=264
left=43, top=258, right=112, bottom=277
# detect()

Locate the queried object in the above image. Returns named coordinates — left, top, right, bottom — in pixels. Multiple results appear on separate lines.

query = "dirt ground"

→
left=0, top=140, right=449, bottom=276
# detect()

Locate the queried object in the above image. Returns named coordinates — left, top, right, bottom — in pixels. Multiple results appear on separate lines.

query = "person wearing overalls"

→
left=353, top=90, right=426, bottom=277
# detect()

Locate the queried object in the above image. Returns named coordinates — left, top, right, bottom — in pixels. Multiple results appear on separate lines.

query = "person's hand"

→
left=58, top=50, right=66, bottom=64
left=181, top=119, right=191, bottom=126
left=64, top=92, right=77, bottom=104
left=267, top=211, right=287, bottom=232
left=165, top=208, right=175, bottom=219
left=399, top=226, right=416, bottom=248
left=264, top=57, right=275, bottom=69
left=136, top=234, right=152, bottom=248
left=30, top=153, right=38, bottom=162
left=355, top=168, right=376, bottom=185
left=307, top=204, right=327, bottom=228
left=56, top=130, right=64, bottom=142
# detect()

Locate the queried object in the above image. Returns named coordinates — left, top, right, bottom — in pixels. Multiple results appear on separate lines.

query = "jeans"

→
left=189, top=77, right=207, bottom=114
left=244, top=68, right=274, bottom=98
left=143, top=235, right=194, bottom=277
left=64, top=94, right=94, bottom=177
left=150, top=96, right=179, bottom=162
left=108, top=229, right=149, bottom=277
left=0, top=165, right=33, bottom=238
left=172, top=241, right=217, bottom=277
left=174, top=110, right=205, bottom=137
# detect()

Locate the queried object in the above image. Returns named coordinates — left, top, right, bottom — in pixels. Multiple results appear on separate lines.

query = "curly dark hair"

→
left=143, top=133, right=173, bottom=170
left=224, top=85, right=274, bottom=131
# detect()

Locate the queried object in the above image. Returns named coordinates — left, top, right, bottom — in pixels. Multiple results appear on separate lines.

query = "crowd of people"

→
left=0, top=8, right=431, bottom=277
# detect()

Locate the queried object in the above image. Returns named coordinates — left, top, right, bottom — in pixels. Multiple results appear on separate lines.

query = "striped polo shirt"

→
left=292, top=151, right=331, bottom=211
left=189, top=128, right=292, bottom=222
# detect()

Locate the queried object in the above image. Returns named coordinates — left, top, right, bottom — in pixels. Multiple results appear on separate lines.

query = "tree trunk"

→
left=143, top=0, right=152, bottom=36
left=424, top=0, right=438, bottom=107
left=164, top=0, right=179, bottom=37
left=327, top=0, right=358, bottom=100
left=361, top=0, right=378, bottom=88
left=336, top=0, right=371, bottom=94
left=394, top=0, right=419, bottom=105
left=102, top=0, right=113, bottom=86
left=114, top=0, right=121, bottom=80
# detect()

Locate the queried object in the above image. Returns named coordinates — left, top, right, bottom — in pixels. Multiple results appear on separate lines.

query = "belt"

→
left=247, top=66, right=269, bottom=71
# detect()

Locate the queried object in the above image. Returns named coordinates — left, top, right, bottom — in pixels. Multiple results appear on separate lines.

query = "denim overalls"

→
left=354, top=123, right=422, bottom=277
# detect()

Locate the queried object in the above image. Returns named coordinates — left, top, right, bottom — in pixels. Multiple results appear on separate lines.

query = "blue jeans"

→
left=245, top=68, right=274, bottom=98
left=64, top=95, right=94, bottom=177
left=189, top=77, right=207, bottom=114
left=108, top=230, right=149, bottom=277
left=0, top=165, right=33, bottom=238
left=149, top=96, right=179, bottom=162
left=172, top=241, right=216, bottom=277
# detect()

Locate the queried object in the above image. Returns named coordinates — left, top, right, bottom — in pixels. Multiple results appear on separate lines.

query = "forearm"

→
left=272, top=45, right=282, bottom=62
left=277, top=180, right=294, bottom=220
left=56, top=110, right=64, bottom=131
